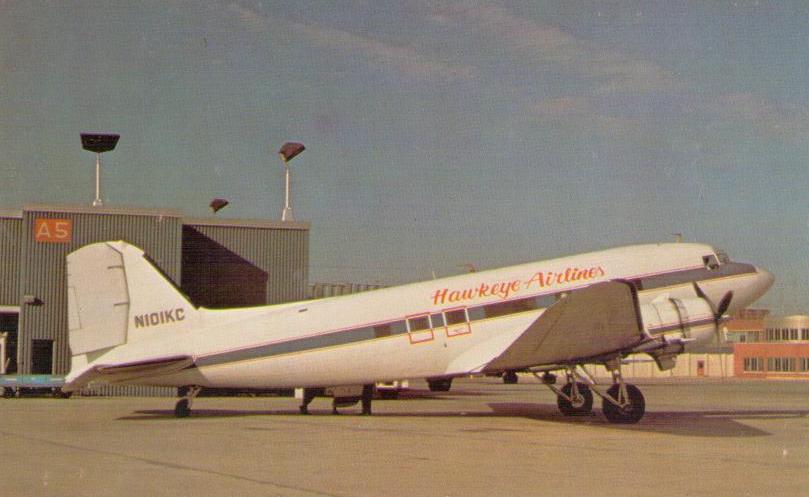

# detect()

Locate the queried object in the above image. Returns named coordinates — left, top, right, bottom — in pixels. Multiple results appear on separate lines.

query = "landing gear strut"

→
left=557, top=381, right=593, bottom=416
left=175, top=386, right=202, bottom=418
left=541, top=368, right=594, bottom=416
left=600, top=368, right=645, bottom=424
left=539, top=362, right=646, bottom=423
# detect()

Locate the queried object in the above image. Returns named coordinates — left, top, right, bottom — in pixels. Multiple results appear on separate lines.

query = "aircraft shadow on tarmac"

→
left=486, top=402, right=809, bottom=437
left=120, top=400, right=807, bottom=438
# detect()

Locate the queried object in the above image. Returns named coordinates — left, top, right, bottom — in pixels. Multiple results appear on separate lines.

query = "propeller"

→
left=693, top=283, right=733, bottom=345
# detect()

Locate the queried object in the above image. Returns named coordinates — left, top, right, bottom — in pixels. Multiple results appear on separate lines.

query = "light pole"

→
left=278, top=142, right=305, bottom=221
left=81, top=133, right=120, bottom=207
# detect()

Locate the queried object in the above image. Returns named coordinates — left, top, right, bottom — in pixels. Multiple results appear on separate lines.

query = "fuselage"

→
left=84, top=242, right=773, bottom=389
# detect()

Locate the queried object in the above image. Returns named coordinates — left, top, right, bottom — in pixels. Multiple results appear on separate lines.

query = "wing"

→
left=63, top=355, right=193, bottom=391
left=484, top=281, right=643, bottom=371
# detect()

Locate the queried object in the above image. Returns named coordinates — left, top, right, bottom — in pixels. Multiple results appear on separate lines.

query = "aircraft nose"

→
left=755, top=266, right=775, bottom=295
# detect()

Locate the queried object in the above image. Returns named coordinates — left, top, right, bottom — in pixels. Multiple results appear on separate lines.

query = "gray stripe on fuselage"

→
left=194, top=326, right=386, bottom=368
left=192, top=263, right=758, bottom=369
left=639, top=262, right=756, bottom=291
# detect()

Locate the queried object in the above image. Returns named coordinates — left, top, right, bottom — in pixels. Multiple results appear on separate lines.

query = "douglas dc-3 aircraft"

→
left=63, top=240, right=773, bottom=423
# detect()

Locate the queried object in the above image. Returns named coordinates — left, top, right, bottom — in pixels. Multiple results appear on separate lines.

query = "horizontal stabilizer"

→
left=64, top=356, right=193, bottom=391
left=485, top=281, right=643, bottom=371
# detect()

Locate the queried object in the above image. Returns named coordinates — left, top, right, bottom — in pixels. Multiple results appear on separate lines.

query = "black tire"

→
left=602, top=384, right=645, bottom=424
left=502, top=371, right=519, bottom=384
left=427, top=378, right=452, bottom=392
left=557, top=382, right=593, bottom=416
left=174, top=398, right=191, bottom=418
left=377, top=389, right=399, bottom=400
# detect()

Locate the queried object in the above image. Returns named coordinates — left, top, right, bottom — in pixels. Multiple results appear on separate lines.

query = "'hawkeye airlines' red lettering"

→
left=430, top=266, right=606, bottom=306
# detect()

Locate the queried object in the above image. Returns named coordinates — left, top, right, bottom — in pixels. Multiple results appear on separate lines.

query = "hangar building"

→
left=0, top=203, right=309, bottom=380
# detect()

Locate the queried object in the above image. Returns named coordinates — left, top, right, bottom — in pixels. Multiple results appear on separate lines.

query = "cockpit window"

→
left=703, top=254, right=720, bottom=270
left=716, top=249, right=730, bottom=264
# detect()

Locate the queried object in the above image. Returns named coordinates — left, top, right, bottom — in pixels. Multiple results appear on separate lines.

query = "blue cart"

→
left=0, top=375, right=70, bottom=398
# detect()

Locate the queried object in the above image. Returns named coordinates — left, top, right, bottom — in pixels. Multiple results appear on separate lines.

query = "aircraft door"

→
left=0, top=332, right=6, bottom=375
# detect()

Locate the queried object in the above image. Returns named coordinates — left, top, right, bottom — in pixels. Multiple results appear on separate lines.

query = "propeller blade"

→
left=716, top=291, right=733, bottom=319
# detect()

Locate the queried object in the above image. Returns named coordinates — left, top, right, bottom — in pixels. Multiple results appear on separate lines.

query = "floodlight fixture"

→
left=278, top=142, right=305, bottom=221
left=80, top=133, right=120, bottom=207
left=210, top=198, right=229, bottom=213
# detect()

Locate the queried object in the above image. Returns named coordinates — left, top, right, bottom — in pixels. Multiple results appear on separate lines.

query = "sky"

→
left=1, top=1, right=808, bottom=313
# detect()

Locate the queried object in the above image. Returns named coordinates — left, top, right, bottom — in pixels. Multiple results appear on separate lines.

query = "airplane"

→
left=63, top=240, right=774, bottom=423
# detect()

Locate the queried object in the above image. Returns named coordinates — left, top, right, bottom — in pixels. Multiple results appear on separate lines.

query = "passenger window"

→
left=445, top=309, right=468, bottom=325
left=467, top=306, right=486, bottom=321
left=444, top=307, right=471, bottom=337
left=374, top=324, right=391, bottom=338
left=430, top=313, right=445, bottom=329
left=407, top=316, right=430, bottom=332
left=407, top=314, right=434, bottom=344
left=389, top=321, right=407, bottom=335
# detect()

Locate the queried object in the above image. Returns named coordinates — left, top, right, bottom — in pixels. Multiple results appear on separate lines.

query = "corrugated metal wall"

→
left=0, top=214, right=22, bottom=306
left=81, top=384, right=177, bottom=397
left=18, top=207, right=183, bottom=375
left=4, top=206, right=310, bottom=397
left=183, top=222, right=309, bottom=306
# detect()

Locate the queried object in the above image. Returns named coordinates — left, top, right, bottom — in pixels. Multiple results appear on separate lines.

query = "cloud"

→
left=530, top=95, right=642, bottom=134
left=698, top=92, right=809, bottom=138
left=532, top=96, right=592, bottom=117
left=227, top=1, right=476, bottom=83
left=428, top=2, right=683, bottom=94
left=288, top=21, right=477, bottom=83
left=227, top=3, right=268, bottom=33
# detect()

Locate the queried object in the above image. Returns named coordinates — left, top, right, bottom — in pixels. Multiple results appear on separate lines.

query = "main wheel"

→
left=602, top=384, right=645, bottom=424
left=502, top=371, right=519, bottom=384
left=174, top=398, right=191, bottom=418
left=427, top=378, right=452, bottom=392
left=377, top=389, right=399, bottom=400
left=557, top=382, right=593, bottom=416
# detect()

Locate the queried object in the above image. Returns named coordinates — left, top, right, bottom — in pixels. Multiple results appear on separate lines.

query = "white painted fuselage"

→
left=64, top=241, right=773, bottom=391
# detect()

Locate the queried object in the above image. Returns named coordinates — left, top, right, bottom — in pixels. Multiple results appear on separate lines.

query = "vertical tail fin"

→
left=67, top=241, right=197, bottom=357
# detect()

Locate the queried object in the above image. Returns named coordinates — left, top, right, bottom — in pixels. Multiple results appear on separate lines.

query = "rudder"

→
left=67, top=241, right=196, bottom=356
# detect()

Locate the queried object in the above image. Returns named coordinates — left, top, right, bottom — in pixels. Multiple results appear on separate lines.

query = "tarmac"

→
left=2, top=377, right=808, bottom=497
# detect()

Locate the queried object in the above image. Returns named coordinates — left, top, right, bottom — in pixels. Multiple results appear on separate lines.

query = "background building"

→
left=735, top=314, right=809, bottom=378
left=0, top=203, right=309, bottom=382
left=723, top=308, right=770, bottom=343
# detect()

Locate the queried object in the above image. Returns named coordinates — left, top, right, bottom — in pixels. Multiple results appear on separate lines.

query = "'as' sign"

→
left=34, top=218, right=72, bottom=244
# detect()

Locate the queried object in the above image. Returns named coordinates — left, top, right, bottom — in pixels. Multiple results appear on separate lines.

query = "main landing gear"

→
left=175, top=386, right=202, bottom=418
left=540, top=362, right=646, bottom=424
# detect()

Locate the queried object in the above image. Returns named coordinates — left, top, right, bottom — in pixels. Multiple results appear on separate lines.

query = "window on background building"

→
left=800, top=358, right=809, bottom=372
left=743, top=357, right=763, bottom=372
left=767, top=357, right=796, bottom=372
left=802, top=329, right=809, bottom=340
left=791, top=328, right=799, bottom=340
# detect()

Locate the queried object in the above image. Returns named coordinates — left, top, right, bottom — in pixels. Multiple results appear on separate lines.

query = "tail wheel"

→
left=557, top=382, right=593, bottom=416
left=174, top=398, right=191, bottom=418
left=602, top=384, right=645, bottom=424
left=427, top=379, right=452, bottom=392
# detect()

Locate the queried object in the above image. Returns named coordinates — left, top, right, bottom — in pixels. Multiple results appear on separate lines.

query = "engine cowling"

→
left=638, top=297, right=718, bottom=352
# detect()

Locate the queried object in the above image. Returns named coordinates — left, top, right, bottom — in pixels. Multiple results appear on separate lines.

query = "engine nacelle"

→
left=639, top=297, right=717, bottom=351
